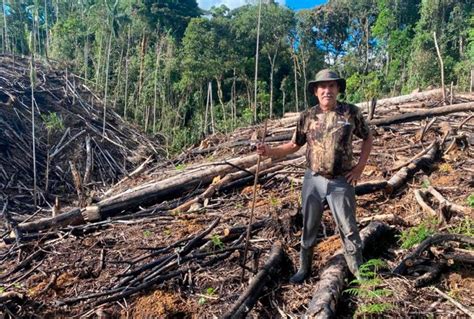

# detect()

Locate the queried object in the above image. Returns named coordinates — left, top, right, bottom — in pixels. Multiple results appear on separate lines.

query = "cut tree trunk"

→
left=16, top=208, right=82, bottom=233
left=305, top=221, right=392, bottom=319
left=222, top=241, right=285, bottom=319
left=355, top=89, right=443, bottom=109
left=13, top=155, right=260, bottom=235
left=369, top=102, right=474, bottom=126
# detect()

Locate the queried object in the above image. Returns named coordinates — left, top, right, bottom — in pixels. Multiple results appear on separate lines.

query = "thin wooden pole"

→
left=30, top=19, right=37, bottom=206
left=252, top=0, right=262, bottom=123
left=433, top=32, right=446, bottom=104
left=470, top=69, right=473, bottom=93
left=241, top=120, right=267, bottom=282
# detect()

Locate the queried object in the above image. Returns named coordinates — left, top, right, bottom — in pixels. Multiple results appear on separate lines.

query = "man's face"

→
left=315, top=81, right=339, bottom=110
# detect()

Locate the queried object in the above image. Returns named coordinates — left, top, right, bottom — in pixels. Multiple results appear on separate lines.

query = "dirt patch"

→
left=131, top=290, right=191, bottom=318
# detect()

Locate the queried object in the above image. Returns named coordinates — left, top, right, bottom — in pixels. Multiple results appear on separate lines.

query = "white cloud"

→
left=198, top=0, right=285, bottom=10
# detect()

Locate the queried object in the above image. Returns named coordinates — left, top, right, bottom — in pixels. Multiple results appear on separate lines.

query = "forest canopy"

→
left=1, top=0, right=473, bottom=152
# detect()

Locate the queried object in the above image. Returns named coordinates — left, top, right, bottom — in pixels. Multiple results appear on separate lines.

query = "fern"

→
left=344, top=259, right=393, bottom=316
left=399, top=219, right=436, bottom=249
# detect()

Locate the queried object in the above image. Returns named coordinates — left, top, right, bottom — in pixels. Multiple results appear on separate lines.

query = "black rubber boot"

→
left=345, top=251, right=364, bottom=280
left=289, top=247, right=314, bottom=284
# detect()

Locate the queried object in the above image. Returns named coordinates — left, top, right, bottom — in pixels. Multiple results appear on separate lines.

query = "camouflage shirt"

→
left=292, top=102, right=371, bottom=177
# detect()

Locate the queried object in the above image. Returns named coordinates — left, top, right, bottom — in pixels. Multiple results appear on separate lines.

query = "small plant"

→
left=448, top=217, right=473, bottom=237
left=438, top=163, right=452, bottom=173
left=211, top=234, right=224, bottom=250
left=467, top=194, right=474, bottom=208
left=175, top=163, right=186, bottom=171
left=143, top=230, right=152, bottom=238
left=269, top=195, right=280, bottom=207
left=234, top=202, right=243, bottom=209
left=41, top=112, right=64, bottom=193
left=399, top=220, right=436, bottom=249
left=344, top=259, right=392, bottom=316
left=206, top=155, right=215, bottom=162
left=198, top=287, right=217, bottom=306
left=421, top=179, right=431, bottom=189
left=0, top=286, right=4, bottom=293
left=41, top=112, right=64, bottom=131
left=198, top=296, right=206, bottom=306
left=163, top=229, right=171, bottom=236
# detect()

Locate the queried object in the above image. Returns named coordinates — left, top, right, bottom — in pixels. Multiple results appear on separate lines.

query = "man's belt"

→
left=312, top=171, right=342, bottom=179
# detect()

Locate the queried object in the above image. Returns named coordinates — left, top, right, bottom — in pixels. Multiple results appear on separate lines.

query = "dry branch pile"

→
left=1, top=74, right=473, bottom=318
left=0, top=55, right=165, bottom=213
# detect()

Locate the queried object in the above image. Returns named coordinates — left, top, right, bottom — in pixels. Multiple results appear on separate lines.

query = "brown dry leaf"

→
left=241, top=185, right=261, bottom=195
left=212, top=175, right=221, bottom=185
left=28, top=279, right=49, bottom=297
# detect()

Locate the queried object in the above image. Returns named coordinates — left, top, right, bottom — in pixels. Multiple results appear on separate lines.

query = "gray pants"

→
left=301, top=169, right=363, bottom=268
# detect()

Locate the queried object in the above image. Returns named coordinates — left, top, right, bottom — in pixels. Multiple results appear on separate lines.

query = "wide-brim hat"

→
left=307, top=69, right=346, bottom=95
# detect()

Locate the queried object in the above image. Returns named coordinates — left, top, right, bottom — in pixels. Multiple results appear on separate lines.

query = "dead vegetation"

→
left=1, top=59, right=473, bottom=318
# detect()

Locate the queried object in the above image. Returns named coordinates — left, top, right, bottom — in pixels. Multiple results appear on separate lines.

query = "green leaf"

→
left=467, top=194, right=474, bottom=208
left=211, top=234, right=224, bottom=250
left=205, top=287, right=216, bottom=296
left=198, top=297, right=206, bottom=306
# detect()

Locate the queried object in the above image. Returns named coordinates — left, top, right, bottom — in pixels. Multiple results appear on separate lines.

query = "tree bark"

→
left=16, top=208, right=83, bottom=233
left=305, top=222, right=392, bottom=319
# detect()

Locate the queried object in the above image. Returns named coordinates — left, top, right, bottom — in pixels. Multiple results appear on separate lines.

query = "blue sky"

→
left=286, top=0, right=326, bottom=10
left=197, top=0, right=327, bottom=11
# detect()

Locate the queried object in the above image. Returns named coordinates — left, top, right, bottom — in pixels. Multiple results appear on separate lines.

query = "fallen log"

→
left=387, top=141, right=439, bottom=193
left=355, top=89, right=444, bottom=109
left=425, top=186, right=472, bottom=216
left=414, top=262, right=446, bottom=287
left=222, top=241, right=285, bottom=319
left=389, top=140, right=437, bottom=172
left=90, top=154, right=260, bottom=219
left=435, top=247, right=474, bottom=264
left=413, top=189, right=446, bottom=224
left=305, top=221, right=392, bottom=319
left=354, top=180, right=387, bottom=196
left=369, top=102, right=474, bottom=126
left=359, top=213, right=407, bottom=226
left=16, top=208, right=83, bottom=233
left=172, top=152, right=304, bottom=213
left=11, top=155, right=259, bottom=235
left=393, top=233, right=474, bottom=275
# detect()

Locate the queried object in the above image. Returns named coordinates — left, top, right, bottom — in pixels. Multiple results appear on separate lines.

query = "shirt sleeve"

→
left=291, top=111, right=307, bottom=146
left=352, top=106, right=371, bottom=140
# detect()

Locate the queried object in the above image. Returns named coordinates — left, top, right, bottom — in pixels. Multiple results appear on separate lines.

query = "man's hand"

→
left=256, top=143, right=271, bottom=157
left=345, top=164, right=364, bottom=186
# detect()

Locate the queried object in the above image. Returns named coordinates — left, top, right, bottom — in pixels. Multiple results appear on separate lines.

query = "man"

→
left=257, top=69, right=373, bottom=283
